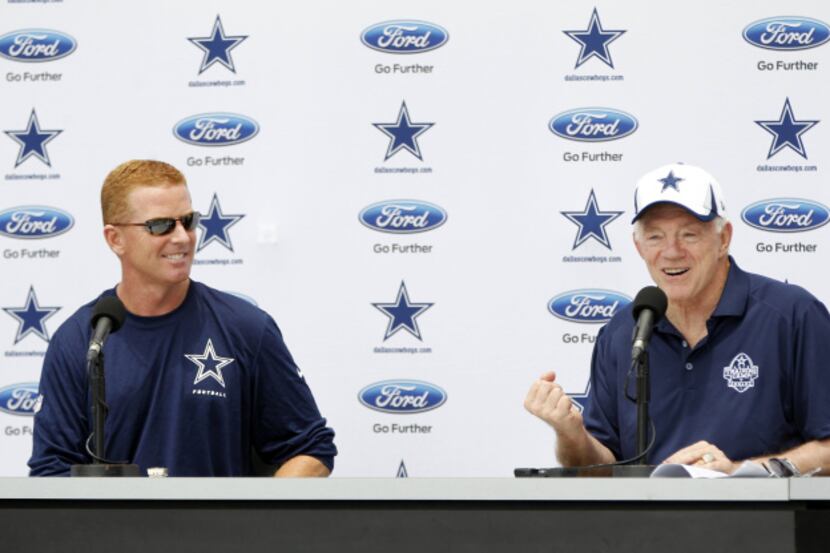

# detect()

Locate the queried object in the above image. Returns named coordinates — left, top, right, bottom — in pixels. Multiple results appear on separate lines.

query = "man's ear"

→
left=719, top=221, right=733, bottom=257
left=103, top=224, right=125, bottom=257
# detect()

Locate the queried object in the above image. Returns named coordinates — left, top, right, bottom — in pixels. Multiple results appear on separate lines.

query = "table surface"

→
left=0, top=476, right=797, bottom=501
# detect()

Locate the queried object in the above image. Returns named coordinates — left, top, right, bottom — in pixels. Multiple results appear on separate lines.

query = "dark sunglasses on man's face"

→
left=112, top=211, right=201, bottom=236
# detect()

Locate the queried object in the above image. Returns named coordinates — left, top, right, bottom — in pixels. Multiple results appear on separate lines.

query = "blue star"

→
left=187, top=15, right=248, bottom=74
left=4, top=109, right=62, bottom=168
left=396, top=460, right=408, bottom=478
left=568, top=382, right=591, bottom=414
left=3, top=286, right=60, bottom=344
left=197, top=193, right=245, bottom=252
left=372, top=281, right=434, bottom=341
left=658, top=170, right=684, bottom=192
left=563, top=8, right=626, bottom=69
left=755, top=98, right=819, bottom=159
left=373, top=101, right=435, bottom=161
left=185, top=338, right=235, bottom=388
left=560, top=189, right=623, bottom=250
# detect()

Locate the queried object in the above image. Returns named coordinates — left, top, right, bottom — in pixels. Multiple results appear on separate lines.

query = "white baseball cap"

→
left=632, top=163, right=727, bottom=223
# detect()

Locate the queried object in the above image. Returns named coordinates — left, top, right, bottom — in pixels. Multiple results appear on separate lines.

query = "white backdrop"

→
left=0, top=0, right=828, bottom=476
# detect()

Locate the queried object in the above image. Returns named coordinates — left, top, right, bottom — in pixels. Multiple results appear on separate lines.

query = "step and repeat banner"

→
left=0, top=0, right=828, bottom=476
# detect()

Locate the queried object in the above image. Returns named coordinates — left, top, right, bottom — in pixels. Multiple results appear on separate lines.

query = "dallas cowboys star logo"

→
left=4, top=109, right=63, bottom=168
left=3, top=286, right=60, bottom=344
left=373, top=101, right=435, bottom=161
left=563, top=8, right=626, bottom=69
left=372, top=281, right=434, bottom=341
left=755, top=98, right=819, bottom=159
left=187, top=15, right=248, bottom=74
left=560, top=189, right=623, bottom=250
left=397, top=460, right=409, bottom=478
left=197, top=193, right=245, bottom=252
left=567, top=382, right=591, bottom=414
left=658, top=170, right=683, bottom=192
left=185, top=338, right=235, bottom=388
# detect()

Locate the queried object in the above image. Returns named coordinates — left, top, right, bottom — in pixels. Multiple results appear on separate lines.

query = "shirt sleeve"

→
left=251, top=316, right=337, bottom=471
left=28, top=319, right=90, bottom=476
left=792, top=298, right=830, bottom=442
left=582, top=325, right=622, bottom=460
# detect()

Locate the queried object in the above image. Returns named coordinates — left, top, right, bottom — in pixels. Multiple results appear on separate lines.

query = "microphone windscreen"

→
left=631, top=286, right=668, bottom=322
left=90, top=296, right=128, bottom=333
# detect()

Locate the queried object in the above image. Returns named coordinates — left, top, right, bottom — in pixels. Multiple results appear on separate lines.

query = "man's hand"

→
left=662, top=441, right=738, bottom=474
left=524, top=371, right=584, bottom=438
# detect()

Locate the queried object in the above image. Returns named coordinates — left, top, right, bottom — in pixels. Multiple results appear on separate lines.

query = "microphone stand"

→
left=70, top=351, right=140, bottom=477
left=634, top=350, right=650, bottom=463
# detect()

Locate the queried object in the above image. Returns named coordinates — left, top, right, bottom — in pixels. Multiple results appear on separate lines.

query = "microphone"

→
left=630, top=286, right=668, bottom=360
left=87, top=296, right=127, bottom=362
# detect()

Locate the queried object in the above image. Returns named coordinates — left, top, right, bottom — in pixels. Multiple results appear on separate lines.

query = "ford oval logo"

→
left=743, top=17, right=830, bottom=51
left=0, top=29, right=77, bottom=62
left=549, top=289, right=632, bottom=324
left=173, top=113, right=259, bottom=146
left=549, top=108, right=638, bottom=142
left=0, top=383, right=40, bottom=417
left=0, top=206, right=74, bottom=239
left=359, top=200, right=447, bottom=234
left=361, top=20, right=449, bottom=54
left=358, top=380, right=447, bottom=414
left=741, top=198, right=830, bottom=233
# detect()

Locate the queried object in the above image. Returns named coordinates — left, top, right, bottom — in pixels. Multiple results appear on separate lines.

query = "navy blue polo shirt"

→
left=583, top=258, right=830, bottom=464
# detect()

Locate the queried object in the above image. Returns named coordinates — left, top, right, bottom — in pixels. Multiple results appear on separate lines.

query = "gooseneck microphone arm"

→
left=629, top=286, right=668, bottom=464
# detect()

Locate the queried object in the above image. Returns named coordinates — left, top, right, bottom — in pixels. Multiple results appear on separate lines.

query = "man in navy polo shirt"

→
left=525, top=163, right=830, bottom=474
left=29, top=160, right=337, bottom=476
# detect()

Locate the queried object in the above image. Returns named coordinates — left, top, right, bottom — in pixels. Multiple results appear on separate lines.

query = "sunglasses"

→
left=112, top=211, right=201, bottom=236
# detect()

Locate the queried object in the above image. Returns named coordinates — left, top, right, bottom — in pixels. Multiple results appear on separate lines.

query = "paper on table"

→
left=650, top=460, right=770, bottom=478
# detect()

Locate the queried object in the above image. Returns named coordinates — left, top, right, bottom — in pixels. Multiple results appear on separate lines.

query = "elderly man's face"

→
left=634, top=204, right=731, bottom=307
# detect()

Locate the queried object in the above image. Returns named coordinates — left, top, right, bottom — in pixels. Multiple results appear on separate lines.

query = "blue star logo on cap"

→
left=563, top=8, right=626, bottom=69
left=658, top=170, right=684, bottom=192
left=185, top=338, right=235, bottom=388
left=4, top=109, right=62, bottom=168
left=372, top=281, right=434, bottom=341
left=197, top=193, right=245, bottom=252
left=373, top=101, right=435, bottom=161
left=187, top=15, right=248, bottom=74
left=560, top=189, right=624, bottom=250
left=3, top=286, right=60, bottom=344
left=755, top=98, right=819, bottom=159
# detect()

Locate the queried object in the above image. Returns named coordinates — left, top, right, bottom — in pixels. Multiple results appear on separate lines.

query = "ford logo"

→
left=0, top=29, right=77, bottom=62
left=361, top=20, right=449, bottom=54
left=0, top=383, right=40, bottom=417
left=359, top=200, right=447, bottom=234
left=549, top=108, right=638, bottom=142
left=741, top=198, right=830, bottom=233
left=173, top=113, right=259, bottom=146
left=743, top=17, right=830, bottom=51
left=0, top=206, right=74, bottom=239
left=549, top=289, right=632, bottom=324
left=358, top=380, right=447, bottom=414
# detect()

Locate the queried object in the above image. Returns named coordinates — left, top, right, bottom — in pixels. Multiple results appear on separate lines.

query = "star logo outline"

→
left=563, top=8, right=626, bottom=69
left=4, top=109, right=63, bottom=168
left=197, top=193, right=245, bottom=252
left=373, top=101, right=435, bottom=161
left=3, top=286, right=60, bottom=344
left=560, top=189, right=624, bottom=250
left=755, top=97, right=819, bottom=160
left=372, top=281, right=434, bottom=341
left=185, top=338, right=235, bottom=388
left=187, top=15, right=248, bottom=74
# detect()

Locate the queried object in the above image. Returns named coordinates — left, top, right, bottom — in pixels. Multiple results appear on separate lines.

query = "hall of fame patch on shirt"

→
left=722, top=352, right=759, bottom=393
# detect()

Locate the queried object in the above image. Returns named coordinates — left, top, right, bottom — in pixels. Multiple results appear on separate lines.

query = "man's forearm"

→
left=556, top=428, right=616, bottom=467
left=751, top=438, right=830, bottom=475
left=274, top=454, right=331, bottom=477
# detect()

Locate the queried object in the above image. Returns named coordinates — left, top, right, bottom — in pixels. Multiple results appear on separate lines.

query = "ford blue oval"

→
left=549, top=289, right=632, bottom=324
left=173, top=113, right=259, bottom=147
left=358, top=380, right=447, bottom=414
left=0, top=383, right=41, bottom=417
left=359, top=200, right=447, bottom=234
left=361, top=20, right=449, bottom=54
left=741, top=198, right=830, bottom=233
left=549, top=108, right=638, bottom=142
left=0, top=29, right=77, bottom=62
left=0, top=206, right=74, bottom=239
left=743, top=17, right=830, bottom=51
